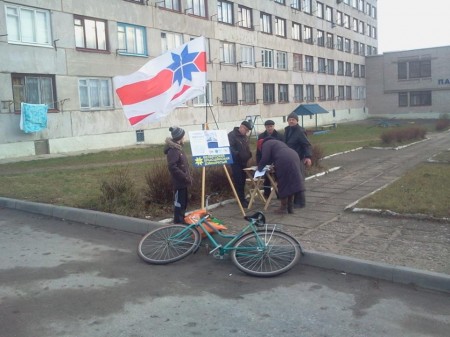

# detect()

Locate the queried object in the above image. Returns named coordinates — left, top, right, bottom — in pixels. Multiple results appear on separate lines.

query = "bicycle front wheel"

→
left=137, top=225, right=200, bottom=265
left=231, top=230, right=301, bottom=277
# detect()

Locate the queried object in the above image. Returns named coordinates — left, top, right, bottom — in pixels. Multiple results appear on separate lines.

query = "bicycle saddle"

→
left=244, top=212, right=266, bottom=227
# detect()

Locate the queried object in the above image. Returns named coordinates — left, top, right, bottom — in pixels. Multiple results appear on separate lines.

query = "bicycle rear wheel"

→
left=231, top=230, right=301, bottom=277
left=137, top=225, right=200, bottom=264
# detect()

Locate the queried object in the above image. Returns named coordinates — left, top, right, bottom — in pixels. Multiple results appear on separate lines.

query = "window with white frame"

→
left=6, top=4, right=52, bottom=46
left=218, top=1, right=233, bottom=24
left=238, top=5, right=252, bottom=29
left=337, top=61, right=344, bottom=75
left=192, top=81, right=212, bottom=106
left=345, top=62, right=352, bottom=76
left=353, top=41, right=359, bottom=55
left=275, top=17, right=286, bottom=37
left=161, top=31, right=183, bottom=51
left=354, top=64, right=360, bottom=77
left=261, top=49, right=273, bottom=68
left=278, top=84, right=289, bottom=103
left=344, top=14, right=350, bottom=29
left=240, top=45, right=255, bottom=67
left=319, top=85, right=326, bottom=101
left=292, top=22, right=301, bottom=41
left=188, top=0, right=207, bottom=17
left=221, top=82, right=237, bottom=105
left=302, top=0, right=312, bottom=14
left=260, top=12, right=272, bottom=34
left=293, top=53, right=303, bottom=71
left=317, top=2, right=324, bottom=19
left=75, top=16, right=108, bottom=51
left=336, top=11, right=343, bottom=26
left=352, top=18, right=358, bottom=32
left=158, top=0, right=181, bottom=11
left=220, top=41, right=235, bottom=64
left=337, top=36, right=343, bottom=51
left=318, top=58, right=326, bottom=73
left=291, top=0, right=301, bottom=10
left=327, top=59, right=334, bottom=74
left=294, top=84, right=303, bottom=102
left=118, top=23, right=147, bottom=56
left=326, top=32, right=333, bottom=49
left=305, top=55, right=314, bottom=72
left=327, top=85, right=335, bottom=100
left=306, top=85, right=314, bottom=101
left=304, top=26, right=313, bottom=44
left=344, top=38, right=351, bottom=53
left=358, top=0, right=365, bottom=12
left=79, top=78, right=113, bottom=109
left=276, top=51, right=288, bottom=70
left=242, top=83, right=256, bottom=104
left=317, top=30, right=325, bottom=46
left=263, top=84, right=275, bottom=103
left=12, top=74, right=56, bottom=111
left=326, top=6, right=333, bottom=22
left=366, top=2, right=371, bottom=15
left=359, top=21, right=365, bottom=34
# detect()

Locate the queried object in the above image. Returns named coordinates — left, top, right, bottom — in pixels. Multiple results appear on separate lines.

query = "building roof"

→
left=292, top=104, right=329, bottom=116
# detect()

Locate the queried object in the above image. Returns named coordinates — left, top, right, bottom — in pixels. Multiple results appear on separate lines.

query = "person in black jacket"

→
left=228, top=120, right=253, bottom=208
left=284, top=112, right=312, bottom=208
left=164, top=126, right=192, bottom=224
left=256, top=120, right=283, bottom=198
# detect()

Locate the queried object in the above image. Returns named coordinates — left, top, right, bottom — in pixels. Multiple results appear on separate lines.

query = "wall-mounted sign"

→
left=189, top=130, right=233, bottom=167
left=438, top=79, right=450, bottom=85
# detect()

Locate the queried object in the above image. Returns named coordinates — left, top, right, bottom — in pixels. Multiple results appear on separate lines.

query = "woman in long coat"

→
left=257, top=138, right=303, bottom=214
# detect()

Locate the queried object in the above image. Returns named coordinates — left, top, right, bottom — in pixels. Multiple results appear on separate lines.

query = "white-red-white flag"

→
left=113, top=36, right=207, bottom=127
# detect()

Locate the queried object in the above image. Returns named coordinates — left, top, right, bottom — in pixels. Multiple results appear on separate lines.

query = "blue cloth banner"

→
left=20, top=103, right=48, bottom=133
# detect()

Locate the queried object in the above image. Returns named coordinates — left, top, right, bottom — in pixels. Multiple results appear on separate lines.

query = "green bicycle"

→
left=137, top=206, right=302, bottom=277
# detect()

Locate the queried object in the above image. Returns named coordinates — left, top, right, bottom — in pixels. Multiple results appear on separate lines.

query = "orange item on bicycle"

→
left=184, top=210, right=227, bottom=238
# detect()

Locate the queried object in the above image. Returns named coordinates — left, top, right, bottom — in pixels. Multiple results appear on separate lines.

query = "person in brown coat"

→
left=164, top=126, right=192, bottom=223
left=257, top=138, right=303, bottom=214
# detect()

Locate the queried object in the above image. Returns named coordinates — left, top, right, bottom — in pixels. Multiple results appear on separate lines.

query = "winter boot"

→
left=287, top=195, right=294, bottom=214
left=275, top=198, right=288, bottom=214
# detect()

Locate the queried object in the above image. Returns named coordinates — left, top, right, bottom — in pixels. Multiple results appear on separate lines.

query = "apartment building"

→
left=366, top=45, right=450, bottom=118
left=0, top=0, right=378, bottom=159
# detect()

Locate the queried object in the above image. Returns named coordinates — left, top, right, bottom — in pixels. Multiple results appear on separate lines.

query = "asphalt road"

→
left=1, top=208, right=449, bottom=337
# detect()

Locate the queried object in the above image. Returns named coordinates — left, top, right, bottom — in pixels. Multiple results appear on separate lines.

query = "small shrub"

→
left=144, top=160, right=173, bottom=206
left=310, top=143, right=324, bottom=168
left=380, top=126, right=426, bottom=145
left=435, top=114, right=450, bottom=131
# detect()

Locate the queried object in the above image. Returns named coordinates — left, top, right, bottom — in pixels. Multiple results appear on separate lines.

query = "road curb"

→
left=1, top=196, right=449, bottom=293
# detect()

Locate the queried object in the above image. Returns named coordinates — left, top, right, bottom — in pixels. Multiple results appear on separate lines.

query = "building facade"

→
left=366, top=46, right=450, bottom=118
left=0, top=0, right=378, bottom=159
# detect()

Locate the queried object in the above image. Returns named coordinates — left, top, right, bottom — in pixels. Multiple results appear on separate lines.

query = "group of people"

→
left=164, top=113, right=312, bottom=223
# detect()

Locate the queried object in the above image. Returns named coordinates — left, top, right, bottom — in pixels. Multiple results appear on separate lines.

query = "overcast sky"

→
left=377, top=0, right=450, bottom=53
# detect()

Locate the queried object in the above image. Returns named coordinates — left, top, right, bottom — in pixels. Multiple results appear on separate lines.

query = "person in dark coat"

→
left=257, top=138, right=303, bottom=214
left=164, top=126, right=192, bottom=224
left=228, top=120, right=253, bottom=208
left=256, top=120, right=283, bottom=198
left=284, top=112, right=312, bottom=208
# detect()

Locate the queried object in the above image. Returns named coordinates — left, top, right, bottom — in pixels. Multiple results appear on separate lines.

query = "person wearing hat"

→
left=284, top=112, right=312, bottom=208
left=256, top=119, right=283, bottom=198
left=228, top=120, right=253, bottom=208
left=164, top=126, right=192, bottom=224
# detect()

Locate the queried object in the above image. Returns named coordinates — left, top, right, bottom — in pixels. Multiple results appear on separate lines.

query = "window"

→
left=398, top=60, right=431, bottom=80
left=317, top=2, right=324, bottom=19
left=337, top=61, right=344, bottom=76
left=218, top=1, right=233, bottom=24
left=275, top=0, right=285, bottom=4
left=345, top=86, right=352, bottom=100
left=372, top=5, right=377, bottom=19
left=221, top=82, right=237, bottom=105
left=260, top=13, right=272, bottom=34
left=345, top=62, right=352, bottom=76
left=238, top=5, right=252, bottom=29
left=344, top=14, right=350, bottom=29
left=360, top=42, right=365, bottom=56
left=338, top=86, right=345, bottom=100
left=366, top=2, right=371, bottom=15
left=275, top=17, right=286, bottom=37
left=360, top=65, right=365, bottom=78
left=294, top=84, right=303, bottom=102
left=336, top=36, right=343, bottom=51
left=161, top=32, right=183, bottom=51
left=292, top=23, right=301, bottom=41
left=278, top=84, right=289, bottom=103
left=318, top=85, right=326, bottom=101
left=291, top=0, right=301, bottom=10
left=398, top=92, right=408, bottom=107
left=327, top=85, right=335, bottom=101
left=367, top=24, right=372, bottom=37
left=306, top=85, right=314, bottom=101
left=75, top=16, right=108, bottom=51
left=372, top=26, right=377, bottom=39
left=326, top=6, right=333, bottom=22
left=326, top=33, right=334, bottom=49
left=398, top=62, right=407, bottom=80
left=276, top=51, right=288, bottom=70
left=336, top=11, right=343, bottom=26
left=302, top=0, right=312, bottom=14
left=158, top=0, right=181, bottom=11
left=220, top=41, right=235, bottom=64
left=79, top=78, right=113, bottom=109
left=410, top=91, right=431, bottom=106
left=6, top=4, right=51, bottom=46
left=353, top=41, right=359, bottom=55
left=359, top=21, right=365, bottom=34
left=293, top=53, right=303, bottom=71
left=188, top=0, right=207, bottom=17
left=327, top=59, right=335, bottom=74
left=354, top=64, right=360, bottom=77
left=117, top=23, right=147, bottom=56
left=261, top=49, right=273, bottom=68
left=305, top=55, right=314, bottom=72
left=358, top=0, right=365, bottom=12
left=192, top=82, right=212, bottom=105
left=344, top=38, right=351, bottom=53
left=317, top=30, right=325, bottom=46
left=318, top=58, right=326, bottom=73
left=241, top=45, right=255, bottom=67
left=304, top=26, right=313, bottom=44
left=242, top=83, right=256, bottom=104
left=352, top=18, right=358, bottom=32
left=263, top=84, right=275, bottom=103
left=12, top=74, right=56, bottom=111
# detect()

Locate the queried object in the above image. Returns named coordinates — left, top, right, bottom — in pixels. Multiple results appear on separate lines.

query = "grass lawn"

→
left=0, top=120, right=448, bottom=219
